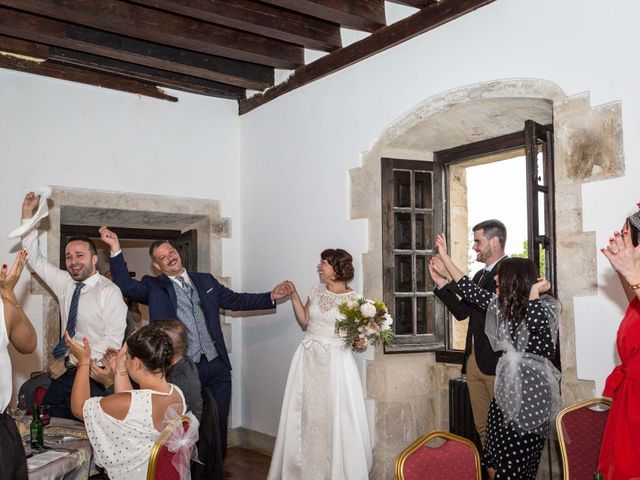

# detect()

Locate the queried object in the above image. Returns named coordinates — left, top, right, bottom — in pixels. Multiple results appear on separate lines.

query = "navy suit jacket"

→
left=109, top=252, right=274, bottom=370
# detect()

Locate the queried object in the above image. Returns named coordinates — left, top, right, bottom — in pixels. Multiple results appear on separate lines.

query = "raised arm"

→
left=100, top=227, right=150, bottom=303
left=1, top=251, right=37, bottom=354
left=287, top=281, right=310, bottom=330
left=21, top=193, right=70, bottom=294
left=434, top=234, right=465, bottom=282
left=65, top=332, right=92, bottom=420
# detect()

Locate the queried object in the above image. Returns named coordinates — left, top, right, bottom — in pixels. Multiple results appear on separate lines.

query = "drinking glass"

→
left=14, top=394, right=27, bottom=419
left=39, top=405, right=51, bottom=426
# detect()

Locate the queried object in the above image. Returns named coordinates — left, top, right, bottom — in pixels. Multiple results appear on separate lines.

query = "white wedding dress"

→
left=267, top=284, right=372, bottom=480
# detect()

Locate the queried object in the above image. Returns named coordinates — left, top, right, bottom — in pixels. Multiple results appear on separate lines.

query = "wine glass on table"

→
left=39, top=405, right=51, bottom=427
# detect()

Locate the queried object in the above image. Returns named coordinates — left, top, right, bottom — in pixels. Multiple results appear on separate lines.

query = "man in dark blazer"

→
left=99, top=227, right=291, bottom=455
left=430, top=219, right=506, bottom=447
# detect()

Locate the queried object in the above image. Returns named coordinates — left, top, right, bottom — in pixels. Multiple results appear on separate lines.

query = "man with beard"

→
left=428, top=219, right=507, bottom=447
left=21, top=192, right=127, bottom=420
left=98, top=226, right=291, bottom=456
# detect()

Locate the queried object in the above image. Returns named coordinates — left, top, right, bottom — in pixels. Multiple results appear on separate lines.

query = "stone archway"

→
left=350, top=79, right=624, bottom=479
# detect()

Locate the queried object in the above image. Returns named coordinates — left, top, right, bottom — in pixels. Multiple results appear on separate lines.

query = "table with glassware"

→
left=18, top=416, right=94, bottom=480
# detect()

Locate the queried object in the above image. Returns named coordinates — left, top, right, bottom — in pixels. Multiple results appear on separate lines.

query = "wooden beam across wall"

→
left=261, top=0, right=386, bottom=33
left=130, top=0, right=342, bottom=52
left=0, top=0, right=305, bottom=69
left=239, top=0, right=496, bottom=114
left=0, top=7, right=273, bottom=90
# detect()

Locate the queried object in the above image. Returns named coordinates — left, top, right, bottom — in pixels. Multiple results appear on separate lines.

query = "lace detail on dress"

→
left=306, top=284, right=359, bottom=339
left=312, top=284, right=356, bottom=313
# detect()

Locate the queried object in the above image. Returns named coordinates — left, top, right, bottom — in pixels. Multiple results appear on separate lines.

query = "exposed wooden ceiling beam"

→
left=261, top=0, right=386, bottom=33
left=387, top=0, right=439, bottom=8
left=0, top=0, right=304, bottom=69
left=239, top=0, right=495, bottom=114
left=130, top=0, right=342, bottom=52
left=50, top=48, right=246, bottom=99
left=0, top=42, right=177, bottom=102
left=0, top=34, right=235, bottom=99
left=0, top=7, right=273, bottom=90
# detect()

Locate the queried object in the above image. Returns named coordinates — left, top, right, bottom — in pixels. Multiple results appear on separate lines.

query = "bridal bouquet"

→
left=335, top=297, right=394, bottom=352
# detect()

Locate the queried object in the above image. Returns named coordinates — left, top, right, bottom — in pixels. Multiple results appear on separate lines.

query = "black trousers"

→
left=42, top=369, right=108, bottom=420
left=0, top=411, right=28, bottom=480
left=196, top=356, right=231, bottom=457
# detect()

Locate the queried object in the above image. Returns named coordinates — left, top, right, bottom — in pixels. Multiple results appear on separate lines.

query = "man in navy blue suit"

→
left=99, top=226, right=291, bottom=455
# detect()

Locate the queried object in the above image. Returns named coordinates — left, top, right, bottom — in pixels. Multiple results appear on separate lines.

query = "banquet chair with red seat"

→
left=556, top=397, right=611, bottom=480
left=147, top=415, right=193, bottom=480
left=395, top=430, right=481, bottom=480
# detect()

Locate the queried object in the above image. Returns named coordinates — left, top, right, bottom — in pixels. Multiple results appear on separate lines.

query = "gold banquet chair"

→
left=395, top=430, right=481, bottom=480
left=556, top=397, right=611, bottom=480
left=147, top=415, right=192, bottom=480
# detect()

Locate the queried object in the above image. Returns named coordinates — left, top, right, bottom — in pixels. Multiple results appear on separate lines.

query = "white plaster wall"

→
left=239, top=0, right=640, bottom=437
left=0, top=72, right=245, bottom=424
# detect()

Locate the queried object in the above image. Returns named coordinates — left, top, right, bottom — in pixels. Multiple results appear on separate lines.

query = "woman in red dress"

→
left=597, top=219, right=640, bottom=480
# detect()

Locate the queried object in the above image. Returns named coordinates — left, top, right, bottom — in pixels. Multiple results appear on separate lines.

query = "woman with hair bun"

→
left=66, top=324, right=186, bottom=480
left=433, top=235, right=561, bottom=480
left=267, top=249, right=372, bottom=480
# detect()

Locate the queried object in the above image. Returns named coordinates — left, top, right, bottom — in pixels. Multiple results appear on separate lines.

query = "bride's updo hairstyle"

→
left=321, top=248, right=354, bottom=282
left=126, top=324, right=173, bottom=378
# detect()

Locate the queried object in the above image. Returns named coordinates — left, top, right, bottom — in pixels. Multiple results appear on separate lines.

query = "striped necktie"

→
left=52, top=282, right=85, bottom=358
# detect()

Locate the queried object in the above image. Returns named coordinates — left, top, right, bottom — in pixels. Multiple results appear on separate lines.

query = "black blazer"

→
left=433, top=263, right=502, bottom=375
left=110, top=252, right=274, bottom=371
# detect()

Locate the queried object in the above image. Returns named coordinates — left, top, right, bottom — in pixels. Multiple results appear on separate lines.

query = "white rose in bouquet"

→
left=360, top=303, right=377, bottom=318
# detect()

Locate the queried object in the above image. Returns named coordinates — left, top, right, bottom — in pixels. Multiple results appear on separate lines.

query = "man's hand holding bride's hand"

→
left=271, top=281, right=294, bottom=301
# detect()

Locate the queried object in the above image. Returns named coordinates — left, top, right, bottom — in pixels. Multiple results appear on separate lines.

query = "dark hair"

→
left=473, top=219, right=507, bottom=250
left=320, top=248, right=354, bottom=283
left=148, top=240, right=177, bottom=259
left=66, top=236, right=98, bottom=256
left=154, top=319, right=187, bottom=358
left=626, top=218, right=639, bottom=247
left=496, top=257, right=538, bottom=322
left=126, top=324, right=173, bottom=377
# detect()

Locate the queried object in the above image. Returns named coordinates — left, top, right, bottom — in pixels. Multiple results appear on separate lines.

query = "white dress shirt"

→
left=22, top=229, right=127, bottom=359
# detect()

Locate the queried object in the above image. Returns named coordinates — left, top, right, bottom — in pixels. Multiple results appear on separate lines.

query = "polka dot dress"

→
left=458, top=276, right=556, bottom=480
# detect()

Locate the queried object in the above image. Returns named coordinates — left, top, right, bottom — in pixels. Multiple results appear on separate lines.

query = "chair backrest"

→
left=556, top=397, right=611, bottom=480
left=395, top=430, right=481, bottom=480
left=33, top=386, right=48, bottom=407
left=147, top=415, right=192, bottom=480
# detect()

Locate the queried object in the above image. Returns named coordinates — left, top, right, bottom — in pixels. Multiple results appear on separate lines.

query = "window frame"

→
left=431, top=124, right=555, bottom=363
left=381, top=157, right=445, bottom=353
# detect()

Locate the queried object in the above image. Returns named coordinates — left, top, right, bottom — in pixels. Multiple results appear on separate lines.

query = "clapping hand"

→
left=428, top=256, right=450, bottom=288
left=0, top=250, right=28, bottom=301
left=435, top=234, right=449, bottom=256
left=64, top=331, right=91, bottom=364
left=602, top=227, right=640, bottom=286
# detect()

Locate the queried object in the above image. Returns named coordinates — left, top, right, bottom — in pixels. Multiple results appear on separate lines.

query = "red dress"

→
left=597, top=297, right=640, bottom=480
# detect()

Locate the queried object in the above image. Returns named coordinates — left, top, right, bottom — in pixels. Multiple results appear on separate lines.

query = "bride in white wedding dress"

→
left=267, top=248, right=372, bottom=480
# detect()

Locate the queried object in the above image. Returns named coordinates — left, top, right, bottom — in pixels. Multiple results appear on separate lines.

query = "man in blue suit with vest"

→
left=99, top=226, right=291, bottom=455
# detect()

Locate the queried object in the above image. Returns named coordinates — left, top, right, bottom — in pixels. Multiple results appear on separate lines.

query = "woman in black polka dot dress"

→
left=432, top=234, right=561, bottom=480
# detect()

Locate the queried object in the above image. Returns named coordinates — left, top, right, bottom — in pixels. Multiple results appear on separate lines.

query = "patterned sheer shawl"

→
left=485, top=295, right=563, bottom=434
